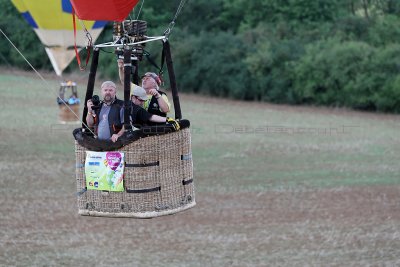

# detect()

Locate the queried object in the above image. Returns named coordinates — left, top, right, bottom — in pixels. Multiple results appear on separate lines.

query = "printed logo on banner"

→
left=85, top=151, right=125, bottom=192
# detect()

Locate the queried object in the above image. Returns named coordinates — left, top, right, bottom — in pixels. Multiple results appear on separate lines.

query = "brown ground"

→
left=1, top=68, right=400, bottom=267
left=1, top=185, right=400, bottom=267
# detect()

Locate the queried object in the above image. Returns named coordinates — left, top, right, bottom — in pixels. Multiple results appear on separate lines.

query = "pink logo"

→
left=106, top=152, right=122, bottom=171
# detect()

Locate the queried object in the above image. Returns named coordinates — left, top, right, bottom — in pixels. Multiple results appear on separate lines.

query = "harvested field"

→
left=0, top=71, right=399, bottom=266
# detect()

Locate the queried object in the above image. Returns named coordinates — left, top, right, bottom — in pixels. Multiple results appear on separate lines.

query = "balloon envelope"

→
left=11, top=0, right=107, bottom=76
left=70, top=0, right=140, bottom=21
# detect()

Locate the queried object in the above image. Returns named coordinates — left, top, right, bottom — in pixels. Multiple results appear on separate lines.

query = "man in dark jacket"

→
left=129, top=86, right=179, bottom=130
left=86, top=81, right=125, bottom=142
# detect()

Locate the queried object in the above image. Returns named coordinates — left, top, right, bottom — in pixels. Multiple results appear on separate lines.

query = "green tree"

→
left=174, top=30, right=251, bottom=99
left=293, top=39, right=375, bottom=107
left=0, top=0, right=50, bottom=71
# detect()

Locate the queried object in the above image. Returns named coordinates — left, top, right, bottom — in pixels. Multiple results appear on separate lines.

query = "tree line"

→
left=1, top=0, right=400, bottom=112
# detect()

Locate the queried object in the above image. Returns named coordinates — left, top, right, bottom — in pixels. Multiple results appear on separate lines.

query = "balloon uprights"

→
left=95, top=35, right=167, bottom=49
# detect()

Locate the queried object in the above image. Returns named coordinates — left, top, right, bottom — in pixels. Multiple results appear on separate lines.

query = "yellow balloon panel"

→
left=11, top=0, right=107, bottom=76
left=11, top=0, right=102, bottom=30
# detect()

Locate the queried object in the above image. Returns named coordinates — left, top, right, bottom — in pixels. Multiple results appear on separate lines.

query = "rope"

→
left=164, top=0, right=189, bottom=37
left=79, top=20, right=93, bottom=49
left=72, top=12, right=92, bottom=71
left=0, top=28, right=96, bottom=136
left=127, top=0, right=145, bottom=21
left=143, top=50, right=164, bottom=76
left=135, top=0, right=145, bottom=20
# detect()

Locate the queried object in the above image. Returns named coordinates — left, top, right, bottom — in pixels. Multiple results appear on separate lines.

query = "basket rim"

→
left=78, top=201, right=196, bottom=218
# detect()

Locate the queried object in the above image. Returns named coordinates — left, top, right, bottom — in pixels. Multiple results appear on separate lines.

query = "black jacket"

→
left=129, top=103, right=152, bottom=128
left=94, top=99, right=124, bottom=135
left=147, top=90, right=168, bottom=117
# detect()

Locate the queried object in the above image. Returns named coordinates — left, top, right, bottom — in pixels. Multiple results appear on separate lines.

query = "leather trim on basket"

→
left=76, top=187, right=87, bottom=196
left=126, top=186, right=161, bottom=193
left=182, top=178, right=193, bottom=185
left=181, top=154, right=192, bottom=160
left=125, top=161, right=159, bottom=167
left=73, top=119, right=190, bottom=152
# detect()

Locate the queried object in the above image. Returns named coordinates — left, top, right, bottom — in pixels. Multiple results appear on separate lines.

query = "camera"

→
left=91, top=95, right=102, bottom=110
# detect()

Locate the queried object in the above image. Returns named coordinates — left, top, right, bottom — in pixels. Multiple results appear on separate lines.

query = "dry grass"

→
left=0, top=71, right=400, bottom=267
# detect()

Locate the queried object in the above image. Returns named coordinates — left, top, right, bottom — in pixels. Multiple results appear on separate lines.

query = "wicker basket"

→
left=59, top=104, right=80, bottom=123
left=75, top=128, right=195, bottom=218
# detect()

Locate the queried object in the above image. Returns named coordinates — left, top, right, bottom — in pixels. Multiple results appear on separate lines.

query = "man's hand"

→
left=86, top=99, right=94, bottom=113
left=117, top=59, right=124, bottom=69
left=148, top=89, right=161, bottom=98
left=85, top=99, right=95, bottom=127
left=111, top=134, right=120, bottom=143
left=117, top=59, right=125, bottom=85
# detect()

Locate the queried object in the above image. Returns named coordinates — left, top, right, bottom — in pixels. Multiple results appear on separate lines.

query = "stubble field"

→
left=0, top=70, right=400, bottom=266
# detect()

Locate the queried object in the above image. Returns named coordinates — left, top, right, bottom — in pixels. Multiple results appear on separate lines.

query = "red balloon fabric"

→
left=70, top=0, right=139, bottom=21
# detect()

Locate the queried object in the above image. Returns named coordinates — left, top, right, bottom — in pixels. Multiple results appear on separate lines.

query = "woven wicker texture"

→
left=75, top=128, right=195, bottom=218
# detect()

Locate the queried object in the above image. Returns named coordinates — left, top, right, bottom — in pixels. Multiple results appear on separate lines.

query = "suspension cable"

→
left=164, top=0, right=189, bottom=37
left=135, top=0, right=145, bottom=20
left=0, top=28, right=96, bottom=136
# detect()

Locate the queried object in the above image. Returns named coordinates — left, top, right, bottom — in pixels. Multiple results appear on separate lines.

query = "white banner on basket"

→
left=85, top=151, right=124, bottom=192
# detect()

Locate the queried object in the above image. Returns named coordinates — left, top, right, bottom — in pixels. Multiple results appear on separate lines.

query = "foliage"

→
left=0, top=0, right=51, bottom=71
left=292, top=39, right=400, bottom=112
left=293, top=39, right=375, bottom=107
left=1, top=0, right=400, bottom=112
left=174, top=30, right=251, bottom=99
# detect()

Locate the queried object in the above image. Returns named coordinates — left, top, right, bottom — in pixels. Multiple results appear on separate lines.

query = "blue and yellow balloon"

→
left=11, top=0, right=107, bottom=76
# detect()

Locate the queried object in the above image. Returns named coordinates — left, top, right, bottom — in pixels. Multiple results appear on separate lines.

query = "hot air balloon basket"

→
left=75, top=127, right=195, bottom=218
left=59, top=104, right=80, bottom=123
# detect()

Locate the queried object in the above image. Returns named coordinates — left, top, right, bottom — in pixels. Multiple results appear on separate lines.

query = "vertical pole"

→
left=123, top=48, right=132, bottom=131
left=163, top=40, right=182, bottom=120
left=132, top=57, right=139, bottom=85
left=82, top=47, right=99, bottom=130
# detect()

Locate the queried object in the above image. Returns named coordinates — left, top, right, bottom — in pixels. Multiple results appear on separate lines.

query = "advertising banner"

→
left=85, top=151, right=124, bottom=192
